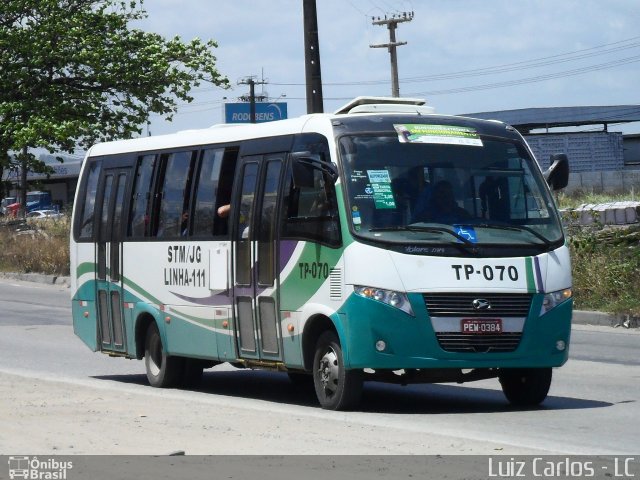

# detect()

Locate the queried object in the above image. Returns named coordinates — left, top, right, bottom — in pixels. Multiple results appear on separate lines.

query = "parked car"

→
left=1, top=197, right=17, bottom=216
left=26, top=209, right=64, bottom=219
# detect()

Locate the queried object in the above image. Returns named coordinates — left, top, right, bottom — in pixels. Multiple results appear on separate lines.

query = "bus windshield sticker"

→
left=366, top=170, right=396, bottom=209
left=454, top=225, right=478, bottom=243
left=394, top=124, right=483, bottom=147
left=351, top=207, right=362, bottom=226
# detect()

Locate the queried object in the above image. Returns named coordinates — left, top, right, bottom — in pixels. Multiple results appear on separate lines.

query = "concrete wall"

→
left=565, top=168, right=640, bottom=194
left=526, top=132, right=624, bottom=173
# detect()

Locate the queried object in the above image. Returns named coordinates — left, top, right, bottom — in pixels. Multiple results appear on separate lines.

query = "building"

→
left=463, top=105, right=640, bottom=193
left=1, top=153, right=83, bottom=210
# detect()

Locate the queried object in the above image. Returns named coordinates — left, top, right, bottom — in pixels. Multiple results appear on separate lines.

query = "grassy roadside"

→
left=558, top=191, right=640, bottom=317
left=568, top=223, right=640, bottom=315
left=556, top=190, right=638, bottom=210
left=1, top=193, right=638, bottom=316
left=0, top=216, right=70, bottom=276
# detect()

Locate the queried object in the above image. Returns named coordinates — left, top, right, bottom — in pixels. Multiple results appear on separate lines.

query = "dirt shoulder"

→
left=0, top=369, right=546, bottom=456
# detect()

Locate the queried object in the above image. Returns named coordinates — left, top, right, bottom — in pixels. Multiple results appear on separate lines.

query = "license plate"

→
left=461, top=319, right=503, bottom=334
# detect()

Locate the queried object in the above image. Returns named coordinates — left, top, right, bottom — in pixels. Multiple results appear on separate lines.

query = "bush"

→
left=0, top=216, right=70, bottom=275
left=569, top=225, right=640, bottom=316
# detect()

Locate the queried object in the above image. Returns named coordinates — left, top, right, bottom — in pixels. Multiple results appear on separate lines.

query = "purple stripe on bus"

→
left=534, top=256, right=544, bottom=293
left=170, top=290, right=231, bottom=306
left=279, top=240, right=299, bottom=272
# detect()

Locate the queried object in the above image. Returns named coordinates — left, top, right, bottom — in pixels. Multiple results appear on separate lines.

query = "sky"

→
left=136, top=0, right=640, bottom=137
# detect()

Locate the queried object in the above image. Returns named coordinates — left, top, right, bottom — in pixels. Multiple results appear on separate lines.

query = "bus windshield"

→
left=339, top=133, right=564, bottom=251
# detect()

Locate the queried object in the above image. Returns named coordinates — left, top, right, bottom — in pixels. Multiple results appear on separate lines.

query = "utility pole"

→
left=303, top=0, right=324, bottom=113
left=370, top=12, right=414, bottom=97
left=238, top=76, right=267, bottom=123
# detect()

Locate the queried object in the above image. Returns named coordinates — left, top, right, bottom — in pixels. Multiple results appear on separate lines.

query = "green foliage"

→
left=557, top=189, right=637, bottom=210
left=0, top=0, right=228, bottom=163
left=0, top=216, right=71, bottom=275
left=569, top=225, right=640, bottom=316
left=558, top=191, right=640, bottom=315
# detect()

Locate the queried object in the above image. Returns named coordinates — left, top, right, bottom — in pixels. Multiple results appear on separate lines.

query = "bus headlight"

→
left=540, top=288, right=572, bottom=316
left=354, top=286, right=415, bottom=316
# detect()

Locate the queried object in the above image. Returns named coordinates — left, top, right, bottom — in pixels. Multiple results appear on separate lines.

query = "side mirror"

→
left=544, top=153, right=569, bottom=191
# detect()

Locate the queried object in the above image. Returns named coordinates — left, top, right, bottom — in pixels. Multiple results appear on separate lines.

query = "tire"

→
left=144, top=323, right=184, bottom=388
left=312, top=331, right=363, bottom=410
left=499, top=368, right=552, bottom=406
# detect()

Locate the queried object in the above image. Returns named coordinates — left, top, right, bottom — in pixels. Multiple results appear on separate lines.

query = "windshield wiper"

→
left=368, top=225, right=409, bottom=232
left=369, top=225, right=479, bottom=251
left=474, top=223, right=552, bottom=246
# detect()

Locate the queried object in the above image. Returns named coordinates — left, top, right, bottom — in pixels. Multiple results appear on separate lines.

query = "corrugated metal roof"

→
left=462, top=105, right=640, bottom=132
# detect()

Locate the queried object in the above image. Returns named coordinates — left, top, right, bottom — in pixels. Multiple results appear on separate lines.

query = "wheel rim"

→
left=147, top=334, right=162, bottom=377
left=317, top=346, right=340, bottom=399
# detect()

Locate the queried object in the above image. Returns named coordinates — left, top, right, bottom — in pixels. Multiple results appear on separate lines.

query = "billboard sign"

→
left=224, top=102, right=288, bottom=124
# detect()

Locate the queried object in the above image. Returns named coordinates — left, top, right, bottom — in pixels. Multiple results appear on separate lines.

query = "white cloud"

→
left=137, top=0, right=640, bottom=135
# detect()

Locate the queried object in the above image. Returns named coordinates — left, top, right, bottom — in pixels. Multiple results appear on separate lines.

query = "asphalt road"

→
left=0, top=277, right=639, bottom=456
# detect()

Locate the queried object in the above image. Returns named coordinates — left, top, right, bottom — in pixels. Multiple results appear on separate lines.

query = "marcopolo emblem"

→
left=472, top=298, right=491, bottom=310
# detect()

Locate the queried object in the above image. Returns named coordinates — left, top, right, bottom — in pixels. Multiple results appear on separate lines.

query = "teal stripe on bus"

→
left=525, top=257, right=536, bottom=293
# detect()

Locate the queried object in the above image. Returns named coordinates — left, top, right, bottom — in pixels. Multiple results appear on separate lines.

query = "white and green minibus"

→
left=71, top=97, right=572, bottom=410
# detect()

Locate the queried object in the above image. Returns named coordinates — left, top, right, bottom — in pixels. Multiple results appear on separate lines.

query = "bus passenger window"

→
left=77, top=160, right=102, bottom=240
left=280, top=163, right=341, bottom=247
left=155, top=151, right=195, bottom=239
left=192, top=148, right=224, bottom=237
left=191, top=147, right=237, bottom=238
left=129, top=154, right=156, bottom=237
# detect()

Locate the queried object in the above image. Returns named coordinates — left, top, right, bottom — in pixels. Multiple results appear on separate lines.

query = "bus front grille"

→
left=423, top=293, right=533, bottom=318
left=424, top=293, right=530, bottom=353
left=435, top=332, right=522, bottom=353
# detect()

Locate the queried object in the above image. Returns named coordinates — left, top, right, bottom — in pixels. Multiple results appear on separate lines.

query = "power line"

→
left=399, top=39, right=640, bottom=83
left=268, top=35, right=640, bottom=87
left=407, top=54, right=640, bottom=96
left=345, top=0, right=368, bottom=16
left=400, top=45, right=640, bottom=83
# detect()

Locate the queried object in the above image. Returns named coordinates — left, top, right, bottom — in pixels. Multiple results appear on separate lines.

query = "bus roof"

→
left=87, top=98, right=514, bottom=158
left=87, top=114, right=326, bottom=157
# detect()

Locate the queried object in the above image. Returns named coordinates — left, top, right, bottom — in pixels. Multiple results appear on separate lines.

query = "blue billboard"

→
left=224, top=102, right=288, bottom=124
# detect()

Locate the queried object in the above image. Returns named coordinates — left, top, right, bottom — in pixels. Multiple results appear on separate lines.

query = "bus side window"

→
left=155, top=151, right=196, bottom=239
left=280, top=162, right=341, bottom=247
left=128, top=154, right=156, bottom=238
left=191, top=147, right=238, bottom=238
left=76, top=159, right=102, bottom=240
left=192, top=148, right=223, bottom=237
left=213, top=149, right=238, bottom=236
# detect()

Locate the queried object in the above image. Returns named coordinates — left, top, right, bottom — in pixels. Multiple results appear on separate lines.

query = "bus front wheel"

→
left=144, top=323, right=183, bottom=388
left=312, top=331, right=363, bottom=410
left=499, top=368, right=552, bottom=406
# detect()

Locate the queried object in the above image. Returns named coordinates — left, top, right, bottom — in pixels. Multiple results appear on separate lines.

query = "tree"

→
left=0, top=0, right=229, bottom=213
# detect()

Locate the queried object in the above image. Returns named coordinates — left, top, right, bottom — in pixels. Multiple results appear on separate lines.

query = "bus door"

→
left=232, top=155, right=285, bottom=362
left=95, top=167, right=130, bottom=353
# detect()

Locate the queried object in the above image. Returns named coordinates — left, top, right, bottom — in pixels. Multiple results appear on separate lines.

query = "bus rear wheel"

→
left=499, top=368, right=552, bottom=406
left=312, top=331, right=363, bottom=410
left=144, top=323, right=183, bottom=388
